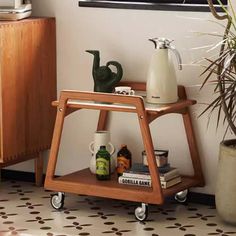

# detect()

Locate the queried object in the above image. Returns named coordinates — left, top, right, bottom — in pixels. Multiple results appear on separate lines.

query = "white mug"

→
left=114, top=86, right=135, bottom=95
left=89, top=131, right=115, bottom=174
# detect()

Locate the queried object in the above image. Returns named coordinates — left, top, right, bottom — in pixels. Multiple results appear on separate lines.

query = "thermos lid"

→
left=148, top=37, right=182, bottom=70
left=149, top=37, right=172, bottom=49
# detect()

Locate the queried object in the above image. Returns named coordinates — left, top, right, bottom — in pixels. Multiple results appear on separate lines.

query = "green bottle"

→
left=96, top=145, right=111, bottom=180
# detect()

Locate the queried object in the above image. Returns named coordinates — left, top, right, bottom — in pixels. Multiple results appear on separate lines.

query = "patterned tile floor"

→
left=0, top=179, right=236, bottom=236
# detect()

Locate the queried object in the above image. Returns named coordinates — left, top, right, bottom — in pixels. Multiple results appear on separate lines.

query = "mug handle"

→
left=89, top=141, right=115, bottom=155
left=108, top=142, right=115, bottom=155
left=89, top=141, right=95, bottom=154
left=130, top=90, right=135, bottom=95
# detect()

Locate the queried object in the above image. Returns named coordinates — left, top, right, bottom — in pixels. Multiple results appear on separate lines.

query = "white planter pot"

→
left=215, top=139, right=236, bottom=225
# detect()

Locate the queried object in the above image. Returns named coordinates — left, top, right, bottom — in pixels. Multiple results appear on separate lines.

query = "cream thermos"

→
left=146, top=38, right=182, bottom=104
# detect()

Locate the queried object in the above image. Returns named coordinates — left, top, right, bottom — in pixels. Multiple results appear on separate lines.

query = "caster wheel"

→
left=50, top=192, right=65, bottom=210
left=175, top=189, right=188, bottom=203
left=135, top=203, right=148, bottom=221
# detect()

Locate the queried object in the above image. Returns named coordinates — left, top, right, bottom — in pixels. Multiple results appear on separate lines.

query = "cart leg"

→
left=135, top=203, right=148, bottom=221
left=50, top=192, right=65, bottom=210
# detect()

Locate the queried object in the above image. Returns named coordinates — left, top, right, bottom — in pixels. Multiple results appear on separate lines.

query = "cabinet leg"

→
left=34, top=152, right=44, bottom=186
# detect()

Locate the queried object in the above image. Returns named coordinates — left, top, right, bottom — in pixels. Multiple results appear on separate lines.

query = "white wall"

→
left=8, top=0, right=236, bottom=194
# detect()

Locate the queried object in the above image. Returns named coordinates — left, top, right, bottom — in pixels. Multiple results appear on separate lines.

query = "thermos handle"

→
left=89, top=141, right=115, bottom=155
left=168, top=46, right=182, bottom=70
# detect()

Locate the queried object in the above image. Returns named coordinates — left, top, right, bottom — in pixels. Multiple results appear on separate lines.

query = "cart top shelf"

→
left=52, top=86, right=196, bottom=119
left=53, top=93, right=195, bottom=114
left=52, top=82, right=195, bottom=116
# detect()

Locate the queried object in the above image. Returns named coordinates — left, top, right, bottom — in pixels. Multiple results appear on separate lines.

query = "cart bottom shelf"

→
left=45, top=168, right=201, bottom=205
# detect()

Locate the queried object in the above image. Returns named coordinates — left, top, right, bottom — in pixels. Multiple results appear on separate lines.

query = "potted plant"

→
left=200, top=0, right=236, bottom=225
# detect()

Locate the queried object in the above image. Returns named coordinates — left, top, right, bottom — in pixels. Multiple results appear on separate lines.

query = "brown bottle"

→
left=116, top=144, right=132, bottom=177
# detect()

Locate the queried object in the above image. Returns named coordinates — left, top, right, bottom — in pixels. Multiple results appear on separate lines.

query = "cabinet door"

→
left=0, top=18, right=57, bottom=163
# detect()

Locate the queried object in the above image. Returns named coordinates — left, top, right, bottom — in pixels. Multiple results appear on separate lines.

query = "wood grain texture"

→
left=45, top=86, right=204, bottom=205
left=97, top=110, right=109, bottom=131
left=34, top=152, right=44, bottom=187
left=45, top=169, right=200, bottom=204
left=0, top=18, right=57, bottom=163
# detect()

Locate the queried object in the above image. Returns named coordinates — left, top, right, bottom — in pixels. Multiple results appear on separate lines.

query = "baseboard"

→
left=1, top=169, right=215, bottom=206
left=187, top=191, right=215, bottom=206
left=1, top=169, right=46, bottom=183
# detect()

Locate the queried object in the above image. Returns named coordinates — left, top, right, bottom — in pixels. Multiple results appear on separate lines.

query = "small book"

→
left=127, top=163, right=149, bottom=173
left=123, top=166, right=179, bottom=182
left=160, top=168, right=179, bottom=181
left=118, top=176, right=152, bottom=187
left=126, top=162, right=171, bottom=173
left=158, top=164, right=171, bottom=173
left=0, top=10, right=31, bottom=21
left=0, top=0, right=22, bottom=9
left=161, top=176, right=182, bottom=189
left=0, top=3, right=31, bottom=13
left=118, top=175, right=181, bottom=189
left=122, top=164, right=150, bottom=180
left=122, top=171, right=151, bottom=180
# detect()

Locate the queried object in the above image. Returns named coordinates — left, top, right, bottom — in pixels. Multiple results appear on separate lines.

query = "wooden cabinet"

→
left=44, top=82, right=204, bottom=219
left=0, top=17, right=57, bottom=186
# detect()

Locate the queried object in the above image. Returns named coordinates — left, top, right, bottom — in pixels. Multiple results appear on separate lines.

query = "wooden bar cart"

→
left=44, top=82, right=204, bottom=221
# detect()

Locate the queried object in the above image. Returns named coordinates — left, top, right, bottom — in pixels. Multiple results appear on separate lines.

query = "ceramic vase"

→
left=89, top=131, right=115, bottom=174
left=215, top=139, right=236, bottom=225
